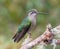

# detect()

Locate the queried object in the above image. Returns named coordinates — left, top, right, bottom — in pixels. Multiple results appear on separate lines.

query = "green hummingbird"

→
left=13, top=9, right=48, bottom=42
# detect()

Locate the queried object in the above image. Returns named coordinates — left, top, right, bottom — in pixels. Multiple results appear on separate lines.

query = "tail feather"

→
left=13, top=33, right=18, bottom=39
left=13, top=30, right=27, bottom=42
left=13, top=24, right=31, bottom=42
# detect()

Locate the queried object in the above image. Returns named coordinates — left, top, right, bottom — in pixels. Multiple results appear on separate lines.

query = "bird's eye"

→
left=31, top=11, right=36, bottom=15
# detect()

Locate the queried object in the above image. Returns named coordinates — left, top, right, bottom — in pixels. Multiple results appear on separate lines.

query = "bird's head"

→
left=28, top=9, right=48, bottom=17
left=28, top=9, right=38, bottom=17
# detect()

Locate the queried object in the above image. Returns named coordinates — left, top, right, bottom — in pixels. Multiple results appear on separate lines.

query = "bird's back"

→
left=17, top=17, right=31, bottom=33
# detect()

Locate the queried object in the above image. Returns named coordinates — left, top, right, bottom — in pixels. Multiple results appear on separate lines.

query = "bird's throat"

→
left=28, top=16, right=36, bottom=26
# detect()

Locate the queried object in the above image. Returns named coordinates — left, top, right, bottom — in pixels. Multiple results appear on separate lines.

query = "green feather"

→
left=17, top=17, right=31, bottom=33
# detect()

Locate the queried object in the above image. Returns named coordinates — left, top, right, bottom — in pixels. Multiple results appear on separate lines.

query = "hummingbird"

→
left=13, top=9, right=48, bottom=42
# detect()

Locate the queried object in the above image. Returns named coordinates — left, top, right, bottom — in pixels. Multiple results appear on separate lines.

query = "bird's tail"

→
left=13, top=25, right=31, bottom=42
left=13, top=31, right=27, bottom=42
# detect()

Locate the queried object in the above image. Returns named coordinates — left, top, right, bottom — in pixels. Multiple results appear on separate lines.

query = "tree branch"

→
left=20, top=24, right=60, bottom=49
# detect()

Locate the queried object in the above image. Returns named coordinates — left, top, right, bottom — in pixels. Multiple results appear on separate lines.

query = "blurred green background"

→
left=0, top=0, right=60, bottom=49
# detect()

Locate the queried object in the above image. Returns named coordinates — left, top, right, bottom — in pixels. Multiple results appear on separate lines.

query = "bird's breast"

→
left=28, top=16, right=36, bottom=26
left=32, top=18, right=36, bottom=25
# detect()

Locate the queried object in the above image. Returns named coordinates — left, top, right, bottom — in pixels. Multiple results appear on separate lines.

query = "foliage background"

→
left=0, top=0, right=60, bottom=49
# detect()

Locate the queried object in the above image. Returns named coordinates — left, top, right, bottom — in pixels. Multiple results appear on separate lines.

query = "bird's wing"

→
left=13, top=17, right=31, bottom=42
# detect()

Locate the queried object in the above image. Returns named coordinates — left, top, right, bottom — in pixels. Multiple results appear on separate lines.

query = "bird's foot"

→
left=28, top=33, right=32, bottom=38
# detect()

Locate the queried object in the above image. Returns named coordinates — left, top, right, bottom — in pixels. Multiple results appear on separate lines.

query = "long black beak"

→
left=38, top=12, right=48, bottom=15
